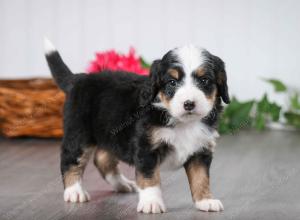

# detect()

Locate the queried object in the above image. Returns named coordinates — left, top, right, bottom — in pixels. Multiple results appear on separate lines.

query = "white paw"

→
left=64, top=182, right=90, bottom=203
left=137, top=186, right=166, bottom=214
left=137, top=199, right=166, bottom=214
left=195, top=199, right=224, bottom=212
left=106, top=174, right=137, bottom=193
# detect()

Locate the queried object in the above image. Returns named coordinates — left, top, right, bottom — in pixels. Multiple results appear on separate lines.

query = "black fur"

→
left=45, top=51, right=76, bottom=93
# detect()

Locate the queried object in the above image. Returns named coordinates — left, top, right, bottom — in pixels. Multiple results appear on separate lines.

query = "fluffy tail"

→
left=44, top=38, right=74, bottom=93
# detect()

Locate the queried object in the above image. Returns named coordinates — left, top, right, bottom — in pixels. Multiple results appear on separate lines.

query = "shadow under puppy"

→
left=44, top=40, right=230, bottom=214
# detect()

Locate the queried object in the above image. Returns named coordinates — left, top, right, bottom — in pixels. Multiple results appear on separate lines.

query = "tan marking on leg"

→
left=136, top=166, right=161, bottom=189
left=63, top=147, right=94, bottom=188
left=94, top=148, right=137, bottom=193
left=184, top=160, right=211, bottom=201
left=93, top=149, right=119, bottom=177
left=167, top=68, right=179, bottom=79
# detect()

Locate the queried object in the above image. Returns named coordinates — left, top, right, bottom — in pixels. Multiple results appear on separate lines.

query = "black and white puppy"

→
left=44, top=39, right=230, bottom=214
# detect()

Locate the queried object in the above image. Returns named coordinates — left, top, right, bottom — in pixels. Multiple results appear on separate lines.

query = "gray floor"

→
left=0, top=130, right=299, bottom=220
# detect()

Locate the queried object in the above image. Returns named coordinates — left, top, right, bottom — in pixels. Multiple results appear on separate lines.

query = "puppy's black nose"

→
left=184, top=100, right=195, bottom=111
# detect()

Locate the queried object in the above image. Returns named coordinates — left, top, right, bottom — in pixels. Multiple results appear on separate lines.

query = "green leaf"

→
left=257, top=94, right=269, bottom=112
left=264, top=78, right=287, bottom=92
left=284, top=112, right=300, bottom=128
left=268, top=103, right=281, bottom=121
left=219, top=98, right=254, bottom=134
left=222, top=97, right=243, bottom=117
left=230, top=101, right=254, bottom=129
left=256, top=94, right=281, bottom=122
left=290, top=93, right=300, bottom=110
left=218, top=120, right=231, bottom=134
left=140, top=57, right=151, bottom=69
left=254, top=113, right=265, bottom=130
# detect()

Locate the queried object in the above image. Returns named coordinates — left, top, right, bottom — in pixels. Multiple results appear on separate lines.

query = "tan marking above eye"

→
left=167, top=69, right=179, bottom=80
left=195, top=68, right=205, bottom=77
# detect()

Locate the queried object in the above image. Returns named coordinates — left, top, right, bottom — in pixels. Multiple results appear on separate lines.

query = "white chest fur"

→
left=152, top=121, right=219, bottom=170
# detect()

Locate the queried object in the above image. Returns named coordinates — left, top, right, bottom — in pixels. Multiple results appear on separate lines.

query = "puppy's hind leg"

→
left=61, top=139, right=94, bottom=203
left=94, top=148, right=137, bottom=193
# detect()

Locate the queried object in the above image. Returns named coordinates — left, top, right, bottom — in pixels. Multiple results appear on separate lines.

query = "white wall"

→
left=0, top=0, right=299, bottom=101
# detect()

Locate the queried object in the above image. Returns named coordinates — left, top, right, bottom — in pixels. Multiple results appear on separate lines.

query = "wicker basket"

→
left=0, top=79, right=65, bottom=138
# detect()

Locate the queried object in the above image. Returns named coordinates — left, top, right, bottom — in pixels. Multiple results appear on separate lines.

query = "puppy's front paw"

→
left=137, top=186, right=166, bottom=214
left=137, top=198, right=166, bottom=214
left=106, top=174, right=137, bottom=193
left=195, top=199, right=224, bottom=212
left=64, top=182, right=90, bottom=203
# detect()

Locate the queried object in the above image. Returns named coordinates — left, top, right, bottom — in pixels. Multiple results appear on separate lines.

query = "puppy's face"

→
left=150, top=45, right=230, bottom=122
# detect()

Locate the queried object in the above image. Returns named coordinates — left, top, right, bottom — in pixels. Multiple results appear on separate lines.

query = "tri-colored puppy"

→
left=44, top=39, right=229, bottom=214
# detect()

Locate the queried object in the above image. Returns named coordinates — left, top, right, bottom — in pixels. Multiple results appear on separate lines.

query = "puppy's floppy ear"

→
left=139, top=59, right=162, bottom=107
left=211, top=55, right=230, bottom=104
left=149, top=59, right=162, bottom=89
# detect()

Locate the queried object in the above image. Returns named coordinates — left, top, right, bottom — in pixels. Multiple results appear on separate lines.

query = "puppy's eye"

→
left=168, top=79, right=177, bottom=87
left=200, top=77, right=210, bottom=85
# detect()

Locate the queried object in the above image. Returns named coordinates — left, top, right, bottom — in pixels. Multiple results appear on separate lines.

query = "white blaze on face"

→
left=169, top=45, right=213, bottom=121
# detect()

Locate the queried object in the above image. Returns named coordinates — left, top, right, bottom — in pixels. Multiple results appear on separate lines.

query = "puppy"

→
left=44, top=39, right=230, bottom=214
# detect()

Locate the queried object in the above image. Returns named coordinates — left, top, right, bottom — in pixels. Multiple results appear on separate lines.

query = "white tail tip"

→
left=44, top=37, right=56, bottom=54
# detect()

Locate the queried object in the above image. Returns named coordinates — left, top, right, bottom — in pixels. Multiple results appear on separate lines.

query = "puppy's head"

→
left=149, top=45, right=230, bottom=122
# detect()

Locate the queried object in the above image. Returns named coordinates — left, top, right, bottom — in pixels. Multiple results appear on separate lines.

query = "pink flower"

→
left=86, top=47, right=149, bottom=75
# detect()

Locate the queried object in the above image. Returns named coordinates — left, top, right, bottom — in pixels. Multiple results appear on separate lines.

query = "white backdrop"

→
left=0, top=0, right=299, bottom=101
